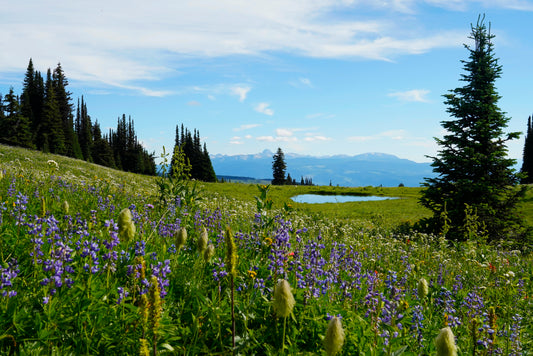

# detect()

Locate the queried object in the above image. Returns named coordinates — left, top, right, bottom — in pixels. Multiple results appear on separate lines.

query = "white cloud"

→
left=276, top=128, right=294, bottom=137
left=231, top=86, right=251, bottom=102
left=388, top=89, right=430, bottom=102
left=304, top=135, right=331, bottom=142
left=255, top=102, right=274, bottom=116
left=234, top=124, right=261, bottom=131
left=187, top=100, right=201, bottom=106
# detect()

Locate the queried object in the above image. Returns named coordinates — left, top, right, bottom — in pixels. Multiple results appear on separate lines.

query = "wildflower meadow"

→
left=0, top=144, right=531, bottom=355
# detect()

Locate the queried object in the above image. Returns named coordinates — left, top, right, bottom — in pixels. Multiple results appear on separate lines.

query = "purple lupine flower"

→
left=117, top=286, right=129, bottom=304
left=0, top=259, right=20, bottom=297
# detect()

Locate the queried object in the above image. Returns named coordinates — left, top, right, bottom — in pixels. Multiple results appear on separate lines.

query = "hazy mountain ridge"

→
left=211, top=150, right=435, bottom=187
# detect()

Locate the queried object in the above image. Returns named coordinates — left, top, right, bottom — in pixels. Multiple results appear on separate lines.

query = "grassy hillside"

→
left=0, top=144, right=531, bottom=355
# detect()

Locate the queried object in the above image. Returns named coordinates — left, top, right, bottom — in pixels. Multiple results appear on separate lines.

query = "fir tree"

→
left=521, top=115, right=533, bottom=184
left=272, top=147, right=287, bottom=185
left=420, top=16, right=526, bottom=241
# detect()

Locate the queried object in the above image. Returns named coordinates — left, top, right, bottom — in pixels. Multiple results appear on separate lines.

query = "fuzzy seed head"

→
left=273, top=279, right=295, bottom=318
left=175, top=227, right=187, bottom=250
left=418, top=277, right=429, bottom=300
left=62, top=200, right=69, bottom=215
left=118, top=208, right=136, bottom=242
left=324, top=316, right=345, bottom=356
left=197, top=227, right=208, bottom=253
left=204, top=244, right=215, bottom=263
left=435, top=327, right=457, bottom=356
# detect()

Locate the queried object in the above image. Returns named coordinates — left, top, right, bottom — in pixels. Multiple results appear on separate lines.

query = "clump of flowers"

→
left=204, top=244, right=215, bottom=263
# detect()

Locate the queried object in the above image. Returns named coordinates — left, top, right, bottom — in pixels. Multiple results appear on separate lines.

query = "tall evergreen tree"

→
left=420, top=17, right=526, bottom=241
left=77, top=96, right=93, bottom=162
left=53, top=63, right=82, bottom=159
left=40, top=69, right=65, bottom=154
left=272, top=147, right=287, bottom=185
left=521, top=115, right=533, bottom=184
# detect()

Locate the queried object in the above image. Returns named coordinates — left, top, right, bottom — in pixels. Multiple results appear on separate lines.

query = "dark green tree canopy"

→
left=420, top=16, right=526, bottom=242
left=171, top=124, right=216, bottom=182
left=271, top=147, right=287, bottom=185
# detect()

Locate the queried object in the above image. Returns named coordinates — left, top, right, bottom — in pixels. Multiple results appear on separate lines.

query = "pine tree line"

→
left=0, top=59, right=155, bottom=175
left=170, top=124, right=217, bottom=182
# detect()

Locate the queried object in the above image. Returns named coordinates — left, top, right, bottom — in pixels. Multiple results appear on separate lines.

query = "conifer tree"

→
left=53, top=63, right=82, bottom=159
left=521, top=115, right=533, bottom=184
left=272, top=147, right=287, bottom=185
left=41, top=69, right=65, bottom=154
left=0, top=88, right=33, bottom=148
left=77, top=97, right=93, bottom=162
left=420, top=17, right=526, bottom=241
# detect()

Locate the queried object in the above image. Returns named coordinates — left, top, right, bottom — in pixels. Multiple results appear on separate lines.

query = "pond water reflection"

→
left=291, top=194, right=399, bottom=204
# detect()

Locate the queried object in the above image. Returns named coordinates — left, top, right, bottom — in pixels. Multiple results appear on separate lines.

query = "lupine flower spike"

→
left=118, top=208, right=136, bottom=242
left=324, top=316, right=345, bottom=356
left=435, top=326, right=458, bottom=356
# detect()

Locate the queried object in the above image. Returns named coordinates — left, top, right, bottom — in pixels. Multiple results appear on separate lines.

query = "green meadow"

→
left=0, top=144, right=531, bottom=355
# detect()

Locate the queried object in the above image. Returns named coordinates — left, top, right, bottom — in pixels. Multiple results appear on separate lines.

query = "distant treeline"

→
left=0, top=59, right=155, bottom=175
left=170, top=124, right=217, bottom=182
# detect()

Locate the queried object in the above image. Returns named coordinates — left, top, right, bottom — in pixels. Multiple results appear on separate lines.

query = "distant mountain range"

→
left=211, top=149, right=436, bottom=187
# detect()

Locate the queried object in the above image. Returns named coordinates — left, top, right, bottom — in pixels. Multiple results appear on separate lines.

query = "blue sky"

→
left=1, top=1, right=533, bottom=164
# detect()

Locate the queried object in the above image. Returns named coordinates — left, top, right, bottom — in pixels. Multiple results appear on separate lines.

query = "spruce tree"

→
left=420, top=16, right=526, bottom=241
left=272, top=147, right=287, bottom=185
left=521, top=115, right=533, bottom=184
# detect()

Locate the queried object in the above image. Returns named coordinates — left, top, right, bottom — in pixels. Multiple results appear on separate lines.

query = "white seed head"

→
left=435, top=327, right=457, bottom=356
left=324, top=316, right=345, bottom=356
left=273, top=279, right=295, bottom=318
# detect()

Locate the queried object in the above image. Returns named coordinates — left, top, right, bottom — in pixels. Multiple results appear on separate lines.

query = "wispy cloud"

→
left=388, top=89, right=430, bottom=102
left=187, top=100, right=201, bottom=106
left=0, top=1, right=480, bottom=95
left=255, top=102, right=274, bottom=116
left=233, top=124, right=261, bottom=131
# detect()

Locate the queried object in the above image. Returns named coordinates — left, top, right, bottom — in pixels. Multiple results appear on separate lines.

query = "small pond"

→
left=291, top=194, right=399, bottom=204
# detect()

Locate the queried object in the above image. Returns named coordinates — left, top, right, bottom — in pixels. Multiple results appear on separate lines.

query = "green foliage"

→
left=421, top=16, right=526, bottom=242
